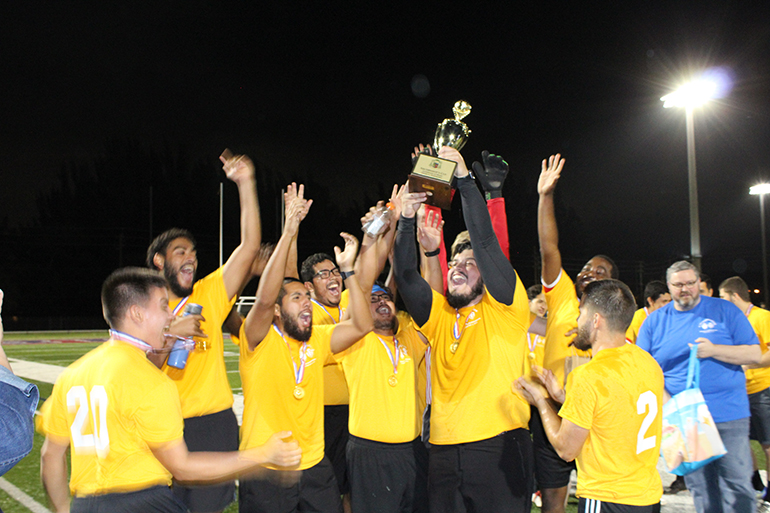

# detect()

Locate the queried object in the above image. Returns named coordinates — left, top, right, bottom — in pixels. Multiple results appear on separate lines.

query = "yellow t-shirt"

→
left=523, top=312, right=546, bottom=380
left=417, top=282, right=530, bottom=445
left=625, top=308, right=648, bottom=344
left=559, top=343, right=663, bottom=506
left=337, top=315, right=427, bottom=443
left=163, top=268, right=236, bottom=418
left=746, top=306, right=770, bottom=395
left=239, top=323, right=335, bottom=470
left=41, top=340, right=184, bottom=496
left=542, top=269, right=591, bottom=388
left=313, top=291, right=350, bottom=406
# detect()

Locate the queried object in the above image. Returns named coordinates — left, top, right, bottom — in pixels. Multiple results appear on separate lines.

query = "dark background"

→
left=1, top=1, right=769, bottom=328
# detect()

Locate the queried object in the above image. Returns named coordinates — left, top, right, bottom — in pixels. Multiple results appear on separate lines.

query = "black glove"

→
left=410, top=144, right=434, bottom=167
left=472, top=150, right=509, bottom=199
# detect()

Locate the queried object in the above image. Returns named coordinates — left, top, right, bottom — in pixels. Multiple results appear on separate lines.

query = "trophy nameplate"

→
left=409, top=100, right=471, bottom=210
left=408, top=154, right=457, bottom=210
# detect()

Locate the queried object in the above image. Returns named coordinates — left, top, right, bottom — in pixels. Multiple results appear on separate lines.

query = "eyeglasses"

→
left=313, top=268, right=341, bottom=280
left=669, top=280, right=698, bottom=290
left=370, top=293, right=392, bottom=304
left=448, top=258, right=477, bottom=270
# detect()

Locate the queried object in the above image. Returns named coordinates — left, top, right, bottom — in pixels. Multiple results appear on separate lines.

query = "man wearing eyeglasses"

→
left=637, top=260, right=761, bottom=513
left=334, top=283, right=428, bottom=513
left=394, top=146, right=532, bottom=512
left=300, top=253, right=352, bottom=510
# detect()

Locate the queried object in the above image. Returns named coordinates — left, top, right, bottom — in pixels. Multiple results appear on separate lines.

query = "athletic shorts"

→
left=428, top=429, right=533, bottom=513
left=346, top=435, right=428, bottom=513
left=172, top=408, right=239, bottom=512
left=750, top=387, right=770, bottom=445
left=324, top=404, right=350, bottom=494
left=530, top=405, right=576, bottom=488
left=578, top=497, right=661, bottom=513
left=238, top=456, right=342, bottom=513
left=71, top=485, right=186, bottom=513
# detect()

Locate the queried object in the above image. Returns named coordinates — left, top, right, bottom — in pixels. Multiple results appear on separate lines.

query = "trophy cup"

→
left=409, top=100, right=472, bottom=210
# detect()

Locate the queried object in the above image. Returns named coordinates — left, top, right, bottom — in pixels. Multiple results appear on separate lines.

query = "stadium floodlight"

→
left=660, top=78, right=719, bottom=109
left=751, top=183, right=770, bottom=306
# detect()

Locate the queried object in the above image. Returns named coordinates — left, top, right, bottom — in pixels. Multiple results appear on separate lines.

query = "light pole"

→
left=750, top=183, right=770, bottom=307
left=661, top=78, right=719, bottom=271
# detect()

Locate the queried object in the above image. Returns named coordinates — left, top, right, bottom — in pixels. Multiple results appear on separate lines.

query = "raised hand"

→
left=284, top=183, right=312, bottom=222
left=537, top=154, right=565, bottom=196
left=437, top=146, right=469, bottom=178
left=472, top=150, right=509, bottom=199
left=219, top=148, right=256, bottom=185
left=334, top=232, right=360, bottom=271
left=284, top=185, right=312, bottom=238
left=417, top=206, right=444, bottom=252
left=410, top=143, right=434, bottom=166
left=167, top=313, right=207, bottom=340
left=392, top=182, right=427, bottom=219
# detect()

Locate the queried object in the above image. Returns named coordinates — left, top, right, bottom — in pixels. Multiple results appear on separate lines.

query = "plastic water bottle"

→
left=167, top=303, right=203, bottom=369
left=362, top=202, right=394, bottom=237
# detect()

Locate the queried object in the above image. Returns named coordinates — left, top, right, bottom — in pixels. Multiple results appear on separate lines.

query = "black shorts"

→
left=173, top=408, right=239, bottom=512
left=750, top=387, right=770, bottom=445
left=346, top=435, right=428, bottom=513
left=428, top=429, right=533, bottom=513
left=71, top=485, right=186, bottom=513
left=324, top=404, right=350, bottom=494
left=530, top=405, right=576, bottom=489
left=238, top=456, right=342, bottom=513
left=578, top=498, right=661, bottom=513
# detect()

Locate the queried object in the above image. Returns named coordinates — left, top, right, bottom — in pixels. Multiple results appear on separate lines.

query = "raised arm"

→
left=393, top=188, right=432, bottom=327
left=439, top=147, right=516, bottom=305
left=416, top=205, right=445, bottom=294
left=243, top=185, right=311, bottom=350
left=283, top=183, right=310, bottom=280
left=330, top=233, right=374, bottom=353
left=472, top=150, right=510, bottom=260
left=537, top=154, right=566, bottom=285
left=219, top=149, right=262, bottom=299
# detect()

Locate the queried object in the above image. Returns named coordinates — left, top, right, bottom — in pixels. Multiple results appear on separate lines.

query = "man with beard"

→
left=535, top=153, right=620, bottom=513
left=394, top=146, right=532, bottom=513
left=335, top=283, right=429, bottom=513
left=516, top=280, right=664, bottom=513
left=300, top=252, right=352, bottom=510
left=638, top=261, right=761, bottom=513
left=146, top=150, right=261, bottom=513
left=40, top=267, right=301, bottom=513
left=237, top=190, right=373, bottom=513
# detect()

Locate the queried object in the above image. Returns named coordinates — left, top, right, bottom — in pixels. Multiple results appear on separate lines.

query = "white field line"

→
left=0, top=476, right=51, bottom=513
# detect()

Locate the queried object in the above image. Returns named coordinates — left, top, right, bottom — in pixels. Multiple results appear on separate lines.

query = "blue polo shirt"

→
left=637, top=295, right=758, bottom=423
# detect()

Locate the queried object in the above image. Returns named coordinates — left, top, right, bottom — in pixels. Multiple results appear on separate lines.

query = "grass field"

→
left=5, top=337, right=762, bottom=513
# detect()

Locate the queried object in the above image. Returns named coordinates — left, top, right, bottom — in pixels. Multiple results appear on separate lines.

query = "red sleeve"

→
left=486, top=197, right=509, bottom=261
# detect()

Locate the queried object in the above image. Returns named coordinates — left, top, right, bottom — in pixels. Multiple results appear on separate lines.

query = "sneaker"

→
left=757, top=499, right=770, bottom=513
left=532, top=491, right=542, bottom=508
left=755, top=470, right=766, bottom=492
left=666, top=475, right=687, bottom=494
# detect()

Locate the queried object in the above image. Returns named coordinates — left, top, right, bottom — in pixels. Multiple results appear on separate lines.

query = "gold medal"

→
left=293, top=386, right=305, bottom=400
left=450, top=342, right=459, bottom=354
left=388, top=375, right=398, bottom=387
left=528, top=352, right=536, bottom=360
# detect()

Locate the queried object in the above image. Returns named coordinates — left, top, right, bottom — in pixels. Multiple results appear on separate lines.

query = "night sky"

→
left=2, top=1, right=770, bottom=319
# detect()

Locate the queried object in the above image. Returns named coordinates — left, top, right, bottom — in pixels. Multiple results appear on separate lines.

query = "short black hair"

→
left=593, top=254, right=620, bottom=280
left=526, top=284, right=543, bottom=301
left=643, top=280, right=669, bottom=305
left=580, top=279, right=636, bottom=333
left=699, top=273, right=713, bottom=292
left=276, top=277, right=305, bottom=305
left=300, top=253, right=336, bottom=283
left=146, top=228, right=196, bottom=269
left=101, top=267, right=167, bottom=328
left=451, top=241, right=473, bottom=260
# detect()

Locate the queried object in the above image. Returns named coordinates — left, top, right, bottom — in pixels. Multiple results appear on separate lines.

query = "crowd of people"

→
left=31, top=145, right=770, bottom=513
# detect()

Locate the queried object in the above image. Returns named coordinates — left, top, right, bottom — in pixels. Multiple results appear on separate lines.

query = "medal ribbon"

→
left=273, top=324, right=306, bottom=385
left=425, top=346, right=432, bottom=405
left=376, top=335, right=400, bottom=375
left=109, top=329, right=153, bottom=353
left=451, top=308, right=476, bottom=344
left=172, top=296, right=190, bottom=316
left=527, top=333, right=537, bottom=354
left=311, top=298, right=341, bottom=324
left=746, top=304, right=754, bottom=317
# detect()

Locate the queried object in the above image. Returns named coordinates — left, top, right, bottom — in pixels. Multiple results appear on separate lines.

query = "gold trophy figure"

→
left=409, top=100, right=472, bottom=210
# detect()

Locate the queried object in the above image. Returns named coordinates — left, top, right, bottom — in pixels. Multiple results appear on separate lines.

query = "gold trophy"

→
left=409, top=100, right=472, bottom=210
